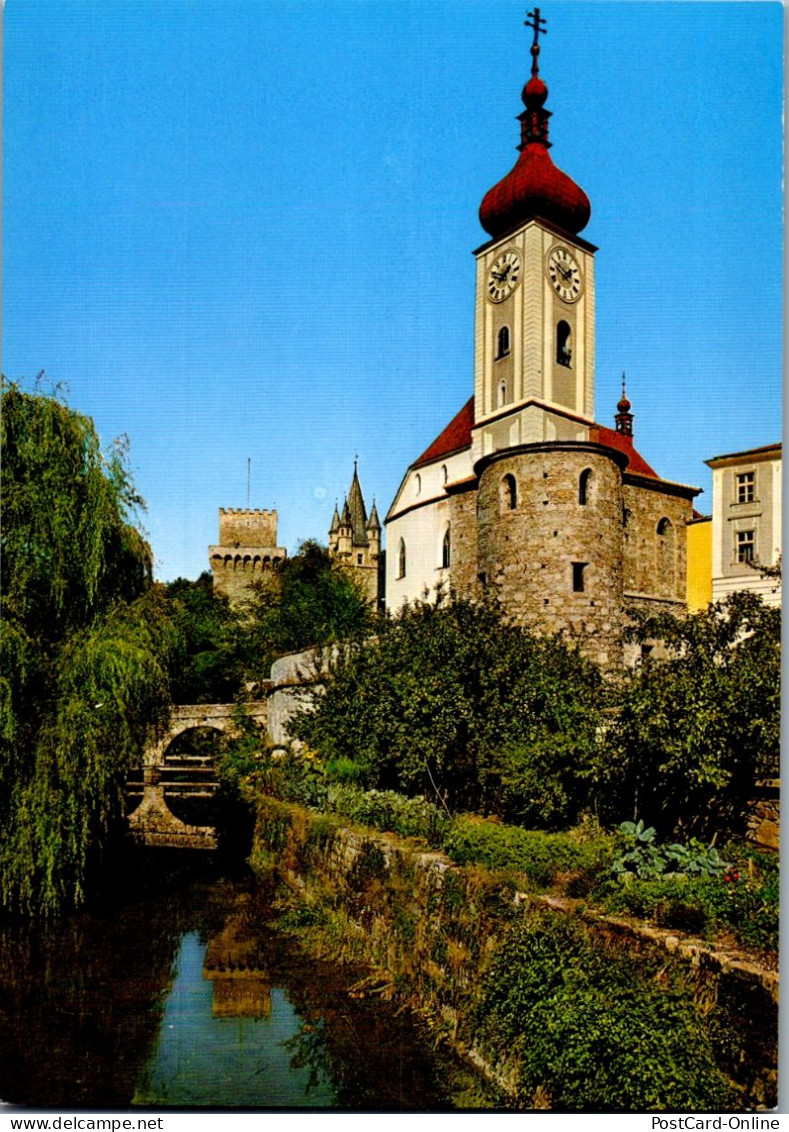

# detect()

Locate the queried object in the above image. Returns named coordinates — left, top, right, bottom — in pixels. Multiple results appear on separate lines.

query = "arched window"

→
left=496, top=325, right=511, bottom=359
left=442, top=525, right=451, bottom=569
left=398, top=538, right=407, bottom=579
left=556, top=320, right=573, bottom=367
left=415, top=473, right=421, bottom=496
left=572, top=562, right=588, bottom=593
left=498, top=380, right=507, bottom=408
left=579, top=467, right=592, bottom=505
left=657, top=517, right=671, bottom=536
left=500, top=473, right=517, bottom=513
left=441, top=464, right=448, bottom=485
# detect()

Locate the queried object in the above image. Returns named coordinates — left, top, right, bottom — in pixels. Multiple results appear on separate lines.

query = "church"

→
left=384, top=10, right=699, bottom=668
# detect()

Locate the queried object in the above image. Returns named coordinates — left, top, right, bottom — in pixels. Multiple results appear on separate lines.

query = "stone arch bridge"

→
left=127, top=702, right=267, bottom=849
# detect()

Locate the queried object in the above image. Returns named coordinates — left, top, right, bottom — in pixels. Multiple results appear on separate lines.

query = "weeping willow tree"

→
left=1, top=378, right=177, bottom=915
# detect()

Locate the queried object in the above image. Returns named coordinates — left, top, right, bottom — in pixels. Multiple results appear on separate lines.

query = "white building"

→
left=706, top=443, right=782, bottom=606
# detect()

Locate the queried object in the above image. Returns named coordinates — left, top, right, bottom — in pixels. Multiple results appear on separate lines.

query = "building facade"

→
left=706, top=443, right=782, bottom=606
left=385, top=16, right=699, bottom=667
left=209, top=508, right=287, bottom=605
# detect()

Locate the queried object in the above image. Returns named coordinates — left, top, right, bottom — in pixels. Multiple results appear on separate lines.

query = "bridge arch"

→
left=130, top=702, right=267, bottom=848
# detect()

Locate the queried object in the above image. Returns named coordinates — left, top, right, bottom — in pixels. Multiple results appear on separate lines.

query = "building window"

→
left=737, top=530, right=755, bottom=563
left=579, top=467, right=592, bottom=505
left=441, top=464, right=448, bottom=485
left=498, top=380, right=507, bottom=408
left=736, top=472, right=755, bottom=503
left=414, top=473, right=421, bottom=496
left=357, top=553, right=364, bottom=565
left=500, top=473, right=517, bottom=513
left=572, top=562, right=587, bottom=592
left=397, top=538, right=407, bottom=579
left=442, top=525, right=451, bottom=568
left=496, top=325, right=511, bottom=359
left=556, top=321, right=572, bottom=367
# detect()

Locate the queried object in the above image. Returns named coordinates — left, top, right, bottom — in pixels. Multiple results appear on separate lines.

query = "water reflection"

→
left=134, top=932, right=333, bottom=1107
left=0, top=858, right=454, bottom=1110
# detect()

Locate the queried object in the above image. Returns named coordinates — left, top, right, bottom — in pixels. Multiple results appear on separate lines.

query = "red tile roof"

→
left=589, top=425, right=659, bottom=479
left=413, top=397, right=474, bottom=468
left=412, top=398, right=663, bottom=482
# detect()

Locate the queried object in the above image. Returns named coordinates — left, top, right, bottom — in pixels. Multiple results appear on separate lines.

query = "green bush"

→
left=326, top=784, right=450, bottom=844
left=289, top=593, right=608, bottom=821
left=475, top=912, right=740, bottom=1110
left=443, top=815, right=614, bottom=890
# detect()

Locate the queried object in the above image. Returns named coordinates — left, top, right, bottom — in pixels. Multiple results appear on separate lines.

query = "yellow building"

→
left=686, top=515, right=712, bottom=611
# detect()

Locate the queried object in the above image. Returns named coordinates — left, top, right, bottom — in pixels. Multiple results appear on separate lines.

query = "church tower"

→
left=472, top=8, right=596, bottom=462
left=385, top=9, right=699, bottom=664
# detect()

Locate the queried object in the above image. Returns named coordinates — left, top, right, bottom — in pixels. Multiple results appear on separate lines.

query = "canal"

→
left=0, top=853, right=462, bottom=1110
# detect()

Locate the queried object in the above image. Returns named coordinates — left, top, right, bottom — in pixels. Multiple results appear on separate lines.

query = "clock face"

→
left=547, top=246, right=583, bottom=303
left=487, top=250, right=522, bottom=303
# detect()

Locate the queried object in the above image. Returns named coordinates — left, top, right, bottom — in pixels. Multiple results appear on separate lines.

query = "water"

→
left=0, top=855, right=457, bottom=1109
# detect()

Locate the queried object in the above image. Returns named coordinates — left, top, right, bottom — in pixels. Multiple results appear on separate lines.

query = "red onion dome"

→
left=479, top=24, right=590, bottom=239
left=480, top=146, right=591, bottom=238
left=617, top=394, right=632, bottom=413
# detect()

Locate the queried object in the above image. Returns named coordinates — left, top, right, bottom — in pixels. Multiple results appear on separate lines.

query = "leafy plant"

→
left=615, top=594, right=780, bottom=839
left=612, top=822, right=729, bottom=880
left=0, top=378, right=175, bottom=915
left=289, top=591, right=608, bottom=821
left=475, top=912, right=740, bottom=1110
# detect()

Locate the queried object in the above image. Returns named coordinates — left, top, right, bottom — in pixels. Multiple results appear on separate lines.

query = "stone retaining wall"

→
left=252, top=797, right=777, bottom=1108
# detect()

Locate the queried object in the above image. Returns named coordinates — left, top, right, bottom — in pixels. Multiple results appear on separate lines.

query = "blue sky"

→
left=4, top=1, right=783, bottom=582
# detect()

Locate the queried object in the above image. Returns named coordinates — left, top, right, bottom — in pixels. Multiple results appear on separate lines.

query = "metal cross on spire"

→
left=525, top=8, right=547, bottom=75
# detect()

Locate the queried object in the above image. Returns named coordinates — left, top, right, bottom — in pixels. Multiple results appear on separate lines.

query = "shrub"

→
left=475, top=912, right=740, bottom=1110
left=289, top=593, right=607, bottom=821
left=443, top=815, right=614, bottom=890
left=594, top=849, right=778, bottom=952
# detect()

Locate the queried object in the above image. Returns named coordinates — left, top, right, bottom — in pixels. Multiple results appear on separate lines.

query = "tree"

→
left=613, top=591, right=780, bottom=839
left=239, top=540, right=374, bottom=683
left=165, top=572, right=243, bottom=703
left=289, top=592, right=607, bottom=822
left=0, top=379, right=176, bottom=914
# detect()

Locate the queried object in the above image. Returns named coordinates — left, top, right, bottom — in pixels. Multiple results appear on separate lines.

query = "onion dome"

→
left=615, top=373, right=634, bottom=437
left=479, top=12, right=590, bottom=239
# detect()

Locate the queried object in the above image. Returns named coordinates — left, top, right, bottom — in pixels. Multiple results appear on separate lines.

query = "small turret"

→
left=336, top=498, right=353, bottom=558
left=366, top=499, right=381, bottom=555
left=615, top=373, right=634, bottom=438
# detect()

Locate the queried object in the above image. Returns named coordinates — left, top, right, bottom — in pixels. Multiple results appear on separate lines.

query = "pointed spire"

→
left=367, top=498, right=381, bottom=532
left=329, top=502, right=341, bottom=536
left=346, top=460, right=369, bottom=547
left=341, top=497, right=352, bottom=527
left=615, top=372, right=634, bottom=437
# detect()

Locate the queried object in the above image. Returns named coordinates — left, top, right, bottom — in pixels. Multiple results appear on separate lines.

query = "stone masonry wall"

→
left=622, top=480, right=693, bottom=610
left=476, top=443, right=627, bottom=667
left=252, top=797, right=777, bottom=1107
left=447, top=483, right=480, bottom=598
left=219, top=507, right=279, bottom=547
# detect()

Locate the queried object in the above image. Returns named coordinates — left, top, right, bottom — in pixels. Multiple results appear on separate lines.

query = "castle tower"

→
left=209, top=507, right=287, bottom=606
left=329, top=462, right=384, bottom=606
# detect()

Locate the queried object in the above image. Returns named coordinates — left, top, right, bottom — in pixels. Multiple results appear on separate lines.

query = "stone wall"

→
left=219, top=507, right=279, bottom=546
left=622, top=478, right=693, bottom=607
left=476, top=443, right=627, bottom=667
left=252, top=797, right=777, bottom=1108
left=447, top=482, right=479, bottom=598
